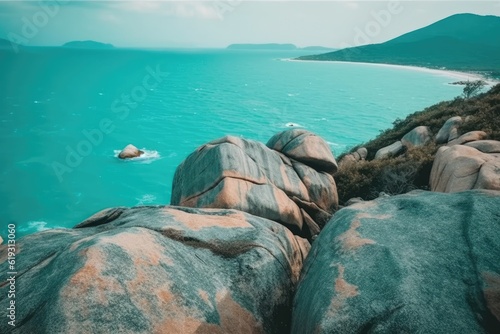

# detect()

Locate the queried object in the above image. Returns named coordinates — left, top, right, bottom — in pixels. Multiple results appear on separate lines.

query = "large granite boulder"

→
left=430, top=141, right=500, bottom=192
left=292, top=190, right=500, bottom=334
left=0, top=206, right=309, bottom=333
left=374, top=141, right=403, bottom=160
left=447, top=131, right=488, bottom=146
left=266, top=129, right=338, bottom=173
left=401, top=126, right=432, bottom=148
left=435, top=116, right=462, bottom=144
left=466, top=140, right=500, bottom=153
left=171, top=131, right=338, bottom=239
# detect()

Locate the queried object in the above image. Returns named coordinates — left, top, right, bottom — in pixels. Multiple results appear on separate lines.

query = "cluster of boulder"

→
left=171, top=130, right=339, bottom=240
left=339, top=115, right=500, bottom=193
left=1, top=129, right=499, bottom=333
left=374, top=125, right=433, bottom=160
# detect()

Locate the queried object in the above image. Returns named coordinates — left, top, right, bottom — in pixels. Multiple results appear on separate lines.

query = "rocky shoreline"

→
left=1, top=102, right=500, bottom=333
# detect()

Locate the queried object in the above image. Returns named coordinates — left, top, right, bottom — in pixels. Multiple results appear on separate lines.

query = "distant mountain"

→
left=297, top=14, right=500, bottom=75
left=227, top=43, right=297, bottom=50
left=301, top=46, right=337, bottom=51
left=63, top=40, right=114, bottom=49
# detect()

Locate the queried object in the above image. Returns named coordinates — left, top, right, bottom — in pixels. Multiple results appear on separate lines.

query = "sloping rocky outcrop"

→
left=0, top=206, right=309, bottom=334
left=292, top=190, right=500, bottom=334
left=171, top=130, right=339, bottom=239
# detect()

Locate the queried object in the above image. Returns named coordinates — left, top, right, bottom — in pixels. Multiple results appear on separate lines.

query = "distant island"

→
left=63, top=40, right=114, bottom=49
left=228, top=43, right=298, bottom=50
left=227, top=43, right=336, bottom=51
left=296, top=13, right=500, bottom=77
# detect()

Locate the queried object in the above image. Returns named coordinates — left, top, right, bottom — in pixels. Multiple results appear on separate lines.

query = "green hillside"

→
left=298, top=14, right=500, bottom=76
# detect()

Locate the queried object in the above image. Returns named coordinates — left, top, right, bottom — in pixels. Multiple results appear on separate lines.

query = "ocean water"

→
left=0, top=47, right=467, bottom=237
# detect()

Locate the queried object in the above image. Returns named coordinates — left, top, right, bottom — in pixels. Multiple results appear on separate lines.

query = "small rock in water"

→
left=118, top=144, right=144, bottom=159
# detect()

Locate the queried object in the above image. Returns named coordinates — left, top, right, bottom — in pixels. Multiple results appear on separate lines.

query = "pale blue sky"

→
left=1, top=1, right=499, bottom=48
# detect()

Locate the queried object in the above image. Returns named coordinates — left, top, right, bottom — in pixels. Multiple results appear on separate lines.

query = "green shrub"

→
left=335, top=84, right=500, bottom=204
left=346, top=83, right=500, bottom=160
left=335, top=142, right=437, bottom=204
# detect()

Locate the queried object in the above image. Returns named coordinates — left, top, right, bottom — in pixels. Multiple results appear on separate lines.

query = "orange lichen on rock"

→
left=336, top=220, right=376, bottom=253
left=165, top=208, right=251, bottom=230
left=153, top=289, right=263, bottom=334
left=327, top=264, right=359, bottom=316
left=211, top=178, right=253, bottom=209
left=198, top=289, right=212, bottom=307
left=272, top=187, right=303, bottom=228
left=99, top=228, right=171, bottom=266
left=215, top=289, right=264, bottom=334
left=69, top=235, right=96, bottom=252
left=61, top=246, right=123, bottom=310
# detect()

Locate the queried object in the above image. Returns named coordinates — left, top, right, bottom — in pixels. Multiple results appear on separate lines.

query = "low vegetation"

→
left=335, top=83, right=500, bottom=205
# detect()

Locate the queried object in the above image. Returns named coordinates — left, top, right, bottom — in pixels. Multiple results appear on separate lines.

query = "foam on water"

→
left=136, top=194, right=158, bottom=205
left=285, top=122, right=304, bottom=128
left=19, top=221, right=57, bottom=233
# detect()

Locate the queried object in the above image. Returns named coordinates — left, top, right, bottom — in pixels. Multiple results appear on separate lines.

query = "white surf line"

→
left=284, top=58, right=499, bottom=85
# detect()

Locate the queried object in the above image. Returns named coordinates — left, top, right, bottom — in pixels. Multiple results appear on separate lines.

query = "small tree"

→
left=462, top=80, right=486, bottom=99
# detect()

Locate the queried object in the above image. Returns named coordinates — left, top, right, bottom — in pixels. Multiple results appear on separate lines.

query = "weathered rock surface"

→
left=118, top=144, right=144, bottom=159
left=448, top=131, right=487, bottom=146
left=401, top=126, right=432, bottom=148
left=466, top=140, right=500, bottom=153
left=292, top=190, right=500, bottom=334
left=171, top=131, right=338, bottom=239
left=430, top=143, right=500, bottom=192
left=0, top=206, right=309, bottom=333
left=374, top=141, right=403, bottom=160
left=266, top=130, right=338, bottom=173
left=436, top=116, right=463, bottom=144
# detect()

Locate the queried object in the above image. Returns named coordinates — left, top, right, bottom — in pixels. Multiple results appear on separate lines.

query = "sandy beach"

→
left=284, top=58, right=499, bottom=86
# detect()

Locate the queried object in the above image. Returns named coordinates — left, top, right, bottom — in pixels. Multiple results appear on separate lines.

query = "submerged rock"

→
left=171, top=131, right=338, bottom=239
left=0, top=206, right=309, bottom=333
left=430, top=143, right=500, bottom=192
left=292, top=190, right=500, bottom=334
left=118, top=144, right=144, bottom=159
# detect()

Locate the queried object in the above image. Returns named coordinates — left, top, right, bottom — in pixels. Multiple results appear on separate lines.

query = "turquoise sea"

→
left=0, top=48, right=467, bottom=237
